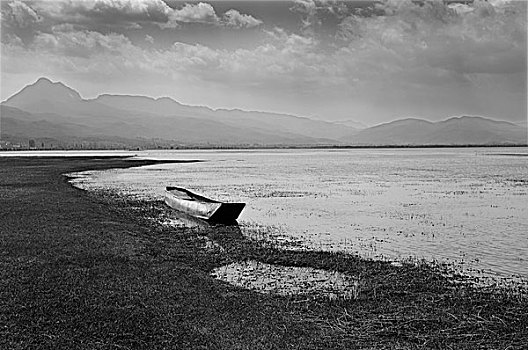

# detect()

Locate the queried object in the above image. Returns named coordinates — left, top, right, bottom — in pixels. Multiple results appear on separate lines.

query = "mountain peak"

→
left=34, top=77, right=54, bottom=85
left=442, top=115, right=518, bottom=126
left=156, top=96, right=175, bottom=102
left=31, top=77, right=80, bottom=97
left=4, top=77, right=83, bottom=112
left=444, top=115, right=484, bottom=121
left=156, top=96, right=183, bottom=106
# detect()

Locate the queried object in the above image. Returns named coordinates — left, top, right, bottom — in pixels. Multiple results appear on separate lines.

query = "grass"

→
left=1, top=156, right=527, bottom=349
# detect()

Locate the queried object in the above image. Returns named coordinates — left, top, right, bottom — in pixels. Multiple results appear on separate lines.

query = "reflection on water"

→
left=68, top=148, right=528, bottom=279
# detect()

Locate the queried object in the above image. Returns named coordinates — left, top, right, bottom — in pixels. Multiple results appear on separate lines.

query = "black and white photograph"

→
left=1, top=0, right=527, bottom=348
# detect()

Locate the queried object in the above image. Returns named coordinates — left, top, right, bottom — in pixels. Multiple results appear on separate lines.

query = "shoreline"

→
left=1, top=143, right=527, bottom=153
left=1, top=156, right=527, bottom=349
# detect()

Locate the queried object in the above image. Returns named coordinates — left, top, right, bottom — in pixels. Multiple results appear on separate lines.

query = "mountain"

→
left=332, top=119, right=369, bottom=129
left=4, top=78, right=132, bottom=121
left=2, top=78, right=354, bottom=147
left=515, top=120, right=527, bottom=128
left=2, top=78, right=525, bottom=148
left=0, top=104, right=330, bottom=146
left=5, top=77, right=82, bottom=108
left=93, top=95, right=356, bottom=140
left=343, top=116, right=527, bottom=145
left=432, top=117, right=526, bottom=144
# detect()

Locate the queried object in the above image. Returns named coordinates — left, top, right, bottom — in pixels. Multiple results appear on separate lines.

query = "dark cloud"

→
left=1, top=0, right=40, bottom=28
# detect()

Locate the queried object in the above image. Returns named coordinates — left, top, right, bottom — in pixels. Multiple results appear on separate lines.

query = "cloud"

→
left=165, top=2, right=219, bottom=27
left=2, top=33, right=24, bottom=47
left=81, top=0, right=171, bottom=20
left=290, top=0, right=320, bottom=33
left=448, top=3, right=474, bottom=15
left=145, top=34, right=154, bottom=44
left=335, top=0, right=526, bottom=77
left=4, top=0, right=524, bottom=93
left=1, top=0, right=41, bottom=28
left=163, top=30, right=328, bottom=90
left=162, top=3, right=264, bottom=29
left=51, top=23, right=77, bottom=32
left=32, top=30, right=136, bottom=58
left=289, top=0, right=351, bottom=35
left=27, top=0, right=263, bottom=30
left=223, top=9, right=262, bottom=28
left=32, top=0, right=172, bottom=27
left=3, top=24, right=323, bottom=91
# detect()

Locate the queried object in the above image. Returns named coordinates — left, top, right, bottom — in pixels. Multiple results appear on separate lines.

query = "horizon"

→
left=1, top=0, right=527, bottom=126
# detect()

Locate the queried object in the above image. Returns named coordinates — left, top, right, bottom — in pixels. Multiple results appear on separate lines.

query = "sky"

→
left=1, top=0, right=526, bottom=125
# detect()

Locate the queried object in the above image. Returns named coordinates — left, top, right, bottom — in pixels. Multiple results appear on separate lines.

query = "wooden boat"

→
left=164, top=186, right=245, bottom=224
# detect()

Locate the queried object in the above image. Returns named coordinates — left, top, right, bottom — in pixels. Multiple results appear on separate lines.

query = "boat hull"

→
left=164, top=187, right=245, bottom=224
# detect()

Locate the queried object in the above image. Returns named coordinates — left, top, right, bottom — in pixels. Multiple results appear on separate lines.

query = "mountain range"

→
left=1, top=77, right=526, bottom=148
left=341, top=117, right=526, bottom=146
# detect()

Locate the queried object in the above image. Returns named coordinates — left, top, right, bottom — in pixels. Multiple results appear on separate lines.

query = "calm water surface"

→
left=67, top=148, right=528, bottom=279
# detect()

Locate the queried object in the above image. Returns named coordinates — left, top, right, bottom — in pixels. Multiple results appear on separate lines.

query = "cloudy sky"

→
left=1, top=0, right=526, bottom=125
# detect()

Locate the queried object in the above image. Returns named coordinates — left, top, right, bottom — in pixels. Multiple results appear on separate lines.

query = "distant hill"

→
left=93, top=95, right=356, bottom=140
left=0, top=105, right=157, bottom=149
left=342, top=116, right=527, bottom=146
left=1, top=106, right=92, bottom=139
left=2, top=78, right=357, bottom=147
left=1, top=77, right=526, bottom=148
left=332, top=119, right=369, bottom=129
left=515, top=120, right=528, bottom=128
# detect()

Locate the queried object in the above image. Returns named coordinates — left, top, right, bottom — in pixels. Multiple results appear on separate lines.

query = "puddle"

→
left=211, top=260, right=360, bottom=300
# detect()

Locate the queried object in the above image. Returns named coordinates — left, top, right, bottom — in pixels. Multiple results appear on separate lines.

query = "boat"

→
left=164, top=186, right=245, bottom=224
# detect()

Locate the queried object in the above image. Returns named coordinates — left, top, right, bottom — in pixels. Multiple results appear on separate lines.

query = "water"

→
left=211, top=260, right=360, bottom=300
left=66, top=148, right=528, bottom=279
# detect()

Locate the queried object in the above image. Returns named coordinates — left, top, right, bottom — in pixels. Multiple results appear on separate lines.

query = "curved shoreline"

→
left=1, top=156, right=527, bottom=349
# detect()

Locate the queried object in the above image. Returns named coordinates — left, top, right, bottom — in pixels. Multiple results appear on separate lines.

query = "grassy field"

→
left=0, top=157, right=526, bottom=349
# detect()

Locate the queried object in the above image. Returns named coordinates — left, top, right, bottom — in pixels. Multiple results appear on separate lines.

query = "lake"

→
left=65, top=148, right=528, bottom=279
